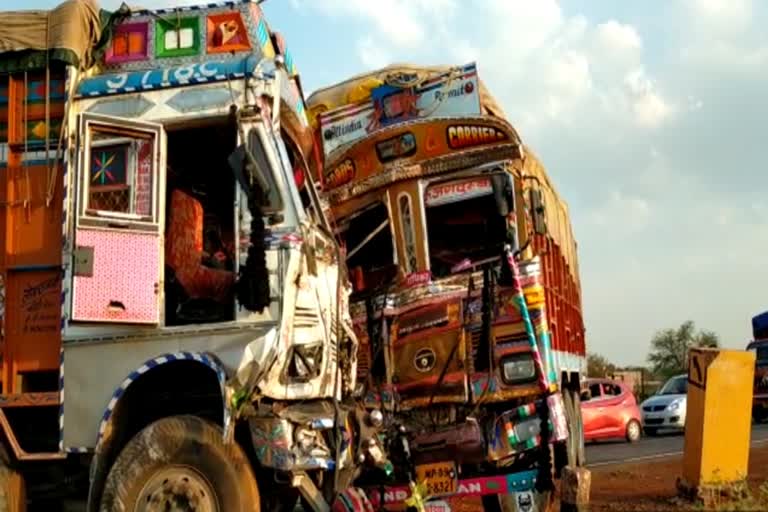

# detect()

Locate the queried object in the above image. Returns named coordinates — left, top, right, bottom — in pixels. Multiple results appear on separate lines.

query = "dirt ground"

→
left=579, top=444, right=768, bottom=511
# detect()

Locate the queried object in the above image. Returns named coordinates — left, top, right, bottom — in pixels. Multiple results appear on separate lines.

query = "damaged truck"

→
left=0, top=0, right=385, bottom=510
left=306, top=63, right=588, bottom=511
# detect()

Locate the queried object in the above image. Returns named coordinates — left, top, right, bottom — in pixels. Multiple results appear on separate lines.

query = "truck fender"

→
left=86, top=351, right=229, bottom=512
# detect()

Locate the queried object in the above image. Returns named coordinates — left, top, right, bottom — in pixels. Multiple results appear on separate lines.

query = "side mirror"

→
left=228, top=144, right=271, bottom=200
left=530, top=188, right=547, bottom=235
left=491, top=173, right=514, bottom=217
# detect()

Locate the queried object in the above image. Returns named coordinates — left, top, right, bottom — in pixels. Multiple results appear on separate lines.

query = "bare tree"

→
left=647, top=320, right=720, bottom=379
left=587, top=353, right=616, bottom=378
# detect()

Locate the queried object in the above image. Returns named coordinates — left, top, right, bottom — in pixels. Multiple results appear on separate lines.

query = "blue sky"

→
left=12, top=0, right=768, bottom=367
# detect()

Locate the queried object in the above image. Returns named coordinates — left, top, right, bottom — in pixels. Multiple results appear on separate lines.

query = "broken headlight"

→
left=286, top=343, right=324, bottom=382
left=500, top=353, right=536, bottom=385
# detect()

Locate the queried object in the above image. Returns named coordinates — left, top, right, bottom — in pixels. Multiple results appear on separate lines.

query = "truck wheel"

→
left=100, top=415, right=260, bottom=512
left=562, top=387, right=586, bottom=467
left=0, top=466, right=25, bottom=512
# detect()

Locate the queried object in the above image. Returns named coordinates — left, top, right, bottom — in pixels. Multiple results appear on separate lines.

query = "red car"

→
left=580, top=378, right=642, bottom=443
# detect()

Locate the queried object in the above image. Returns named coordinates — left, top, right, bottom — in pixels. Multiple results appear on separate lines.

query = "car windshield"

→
left=659, top=376, right=687, bottom=395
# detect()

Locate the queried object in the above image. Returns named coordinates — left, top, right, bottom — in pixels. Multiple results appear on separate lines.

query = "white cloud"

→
left=588, top=191, right=652, bottom=232
left=291, top=0, right=457, bottom=49
left=595, top=20, right=642, bottom=54
left=683, top=0, right=753, bottom=34
left=290, top=0, right=768, bottom=364
left=356, top=37, right=392, bottom=70
left=624, top=68, right=674, bottom=128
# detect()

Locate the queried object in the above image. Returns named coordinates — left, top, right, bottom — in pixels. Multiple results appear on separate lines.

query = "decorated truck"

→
left=0, top=1, right=387, bottom=510
left=306, top=64, right=588, bottom=511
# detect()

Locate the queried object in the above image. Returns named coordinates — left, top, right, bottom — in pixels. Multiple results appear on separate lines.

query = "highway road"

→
left=586, top=423, right=768, bottom=467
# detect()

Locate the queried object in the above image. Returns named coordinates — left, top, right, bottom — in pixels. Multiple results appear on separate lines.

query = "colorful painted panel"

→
left=90, top=145, right=128, bottom=187
left=78, top=57, right=252, bottom=97
left=321, top=116, right=519, bottom=193
left=206, top=12, right=251, bottom=54
left=71, top=228, right=161, bottom=324
left=155, top=16, right=201, bottom=58
left=89, top=144, right=129, bottom=213
left=106, top=22, right=149, bottom=64
left=250, top=3, right=275, bottom=59
left=318, top=62, right=481, bottom=157
left=26, top=118, right=64, bottom=142
left=272, top=32, right=297, bottom=77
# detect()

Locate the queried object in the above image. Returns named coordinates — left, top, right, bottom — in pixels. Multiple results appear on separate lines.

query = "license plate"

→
left=415, top=461, right=457, bottom=497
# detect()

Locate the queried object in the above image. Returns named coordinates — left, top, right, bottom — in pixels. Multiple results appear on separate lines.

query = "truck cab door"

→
left=71, top=113, right=166, bottom=324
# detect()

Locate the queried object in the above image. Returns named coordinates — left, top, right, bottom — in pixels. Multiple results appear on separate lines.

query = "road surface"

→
left=586, top=423, right=768, bottom=467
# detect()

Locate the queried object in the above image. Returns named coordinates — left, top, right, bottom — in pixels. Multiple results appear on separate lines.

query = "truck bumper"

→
left=367, top=468, right=539, bottom=510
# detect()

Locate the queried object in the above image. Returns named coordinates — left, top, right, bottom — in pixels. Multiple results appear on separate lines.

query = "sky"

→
left=12, top=0, right=768, bottom=367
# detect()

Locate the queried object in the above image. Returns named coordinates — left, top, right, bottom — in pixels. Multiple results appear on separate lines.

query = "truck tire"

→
left=99, top=415, right=260, bottom=512
left=562, top=387, right=585, bottom=467
left=0, top=466, right=25, bottom=512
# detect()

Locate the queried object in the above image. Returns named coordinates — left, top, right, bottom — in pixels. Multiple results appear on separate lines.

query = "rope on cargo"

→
left=44, top=10, right=51, bottom=208
left=23, top=71, right=31, bottom=223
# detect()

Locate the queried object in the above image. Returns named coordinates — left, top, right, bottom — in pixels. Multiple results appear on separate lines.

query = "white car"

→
left=640, top=374, right=687, bottom=435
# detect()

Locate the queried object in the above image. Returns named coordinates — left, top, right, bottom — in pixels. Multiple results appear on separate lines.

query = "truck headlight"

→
left=500, top=354, right=536, bottom=384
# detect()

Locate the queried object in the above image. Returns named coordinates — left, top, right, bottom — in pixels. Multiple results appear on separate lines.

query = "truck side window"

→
left=85, top=130, right=157, bottom=222
left=247, top=128, right=283, bottom=211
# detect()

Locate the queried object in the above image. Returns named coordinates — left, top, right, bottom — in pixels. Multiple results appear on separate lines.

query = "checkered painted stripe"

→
left=93, top=351, right=229, bottom=450
left=133, top=0, right=252, bottom=17
left=257, top=18, right=269, bottom=49
left=58, top=66, right=73, bottom=453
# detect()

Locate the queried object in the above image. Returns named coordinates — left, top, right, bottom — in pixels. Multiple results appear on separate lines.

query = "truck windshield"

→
left=337, top=201, right=396, bottom=291
left=425, top=178, right=508, bottom=278
left=659, top=376, right=687, bottom=395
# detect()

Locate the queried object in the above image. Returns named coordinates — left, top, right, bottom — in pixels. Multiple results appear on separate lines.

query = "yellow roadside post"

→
left=679, top=347, right=755, bottom=504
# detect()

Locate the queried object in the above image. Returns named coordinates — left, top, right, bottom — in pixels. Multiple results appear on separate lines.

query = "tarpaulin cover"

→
left=306, top=64, right=580, bottom=286
left=306, top=63, right=507, bottom=121
left=0, top=0, right=104, bottom=72
left=521, top=145, right=580, bottom=286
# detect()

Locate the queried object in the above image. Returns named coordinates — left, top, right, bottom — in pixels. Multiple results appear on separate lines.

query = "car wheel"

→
left=100, top=415, right=260, bottom=512
left=644, top=427, right=658, bottom=437
left=625, top=420, right=641, bottom=443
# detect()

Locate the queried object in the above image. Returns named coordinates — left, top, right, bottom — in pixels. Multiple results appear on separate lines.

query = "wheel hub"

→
left=136, top=466, right=219, bottom=512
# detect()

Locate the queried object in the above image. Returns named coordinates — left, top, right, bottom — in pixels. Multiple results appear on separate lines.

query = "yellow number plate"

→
left=415, top=461, right=458, bottom=497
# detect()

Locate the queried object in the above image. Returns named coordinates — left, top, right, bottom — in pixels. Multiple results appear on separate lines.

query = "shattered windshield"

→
left=425, top=177, right=510, bottom=278
left=337, top=201, right=396, bottom=291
